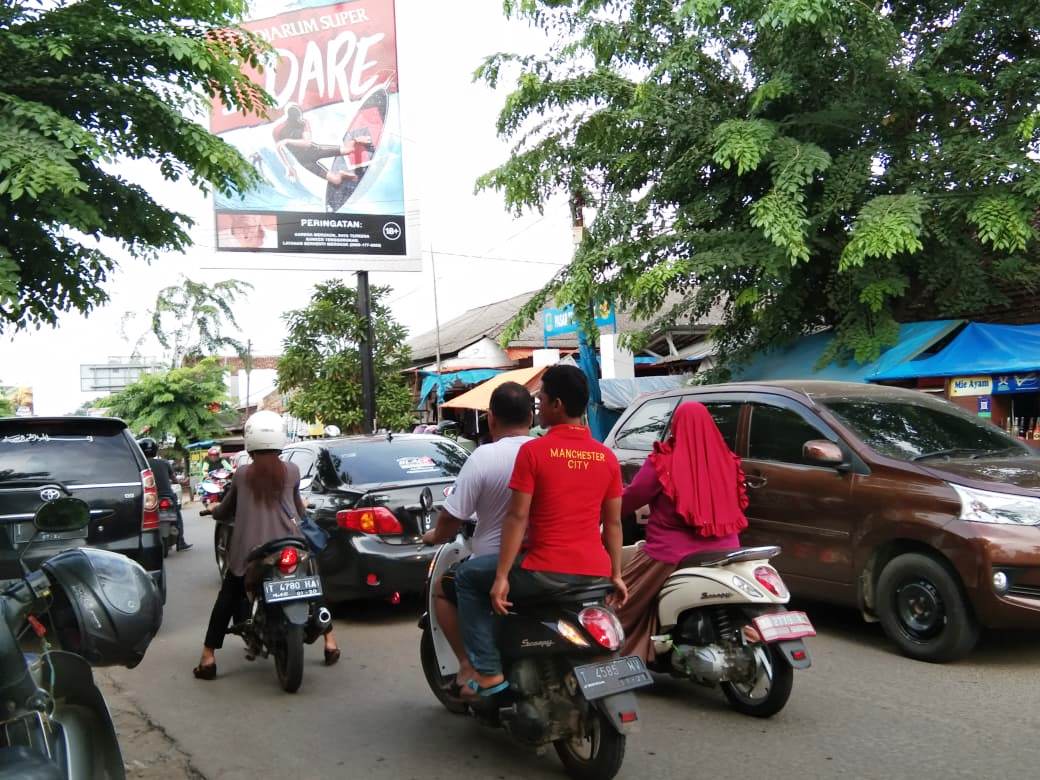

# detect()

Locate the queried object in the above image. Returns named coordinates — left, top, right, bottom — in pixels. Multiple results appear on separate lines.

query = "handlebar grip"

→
left=200, top=509, right=212, bottom=517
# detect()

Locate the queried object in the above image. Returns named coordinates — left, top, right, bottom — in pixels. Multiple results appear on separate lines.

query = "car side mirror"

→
left=34, top=497, right=90, bottom=533
left=299, top=477, right=313, bottom=491
left=803, top=440, right=846, bottom=468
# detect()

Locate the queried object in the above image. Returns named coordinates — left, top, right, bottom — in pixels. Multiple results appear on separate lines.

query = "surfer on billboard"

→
left=273, top=103, right=372, bottom=188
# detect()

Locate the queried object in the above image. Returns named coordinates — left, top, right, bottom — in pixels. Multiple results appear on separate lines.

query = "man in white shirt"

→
left=421, top=381, right=534, bottom=683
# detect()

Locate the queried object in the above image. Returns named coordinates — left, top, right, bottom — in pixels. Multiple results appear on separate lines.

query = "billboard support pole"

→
left=357, top=271, right=377, bottom=434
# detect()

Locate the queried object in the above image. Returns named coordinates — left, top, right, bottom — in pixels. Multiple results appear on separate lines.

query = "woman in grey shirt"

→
left=194, top=412, right=340, bottom=679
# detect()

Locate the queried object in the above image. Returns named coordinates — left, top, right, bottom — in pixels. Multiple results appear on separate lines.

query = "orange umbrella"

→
left=440, top=366, right=547, bottom=411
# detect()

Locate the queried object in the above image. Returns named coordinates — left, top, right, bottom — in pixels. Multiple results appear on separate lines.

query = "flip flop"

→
left=461, top=678, right=509, bottom=699
left=193, top=663, right=216, bottom=681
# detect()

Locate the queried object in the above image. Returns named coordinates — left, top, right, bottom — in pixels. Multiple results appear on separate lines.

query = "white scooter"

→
left=629, top=542, right=815, bottom=717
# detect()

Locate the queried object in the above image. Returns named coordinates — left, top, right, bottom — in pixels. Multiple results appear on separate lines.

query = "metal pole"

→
left=431, top=248, right=443, bottom=423
left=357, top=271, right=377, bottom=434
left=244, top=339, right=252, bottom=415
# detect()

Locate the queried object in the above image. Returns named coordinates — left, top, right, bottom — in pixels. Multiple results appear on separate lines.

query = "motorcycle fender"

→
left=47, top=651, right=124, bottom=779
left=280, top=601, right=311, bottom=627
left=593, top=692, right=642, bottom=735
left=776, top=639, right=812, bottom=669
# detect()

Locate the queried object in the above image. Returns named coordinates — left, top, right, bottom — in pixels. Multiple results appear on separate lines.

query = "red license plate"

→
left=753, top=611, right=816, bottom=642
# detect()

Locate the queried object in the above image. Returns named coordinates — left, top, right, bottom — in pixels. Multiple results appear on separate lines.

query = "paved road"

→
left=104, top=507, right=1040, bottom=779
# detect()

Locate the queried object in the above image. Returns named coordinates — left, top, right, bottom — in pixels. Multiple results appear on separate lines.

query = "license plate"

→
left=573, top=656, right=653, bottom=701
left=263, top=576, right=323, bottom=604
left=11, top=522, right=88, bottom=544
left=753, top=611, right=816, bottom=642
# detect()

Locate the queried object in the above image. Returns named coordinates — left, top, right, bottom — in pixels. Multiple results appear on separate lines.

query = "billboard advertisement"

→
left=211, top=0, right=415, bottom=264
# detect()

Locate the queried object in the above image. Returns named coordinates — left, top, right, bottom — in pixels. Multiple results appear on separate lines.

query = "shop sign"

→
left=977, top=396, right=992, bottom=418
left=992, top=373, right=1040, bottom=395
left=950, top=376, right=993, bottom=397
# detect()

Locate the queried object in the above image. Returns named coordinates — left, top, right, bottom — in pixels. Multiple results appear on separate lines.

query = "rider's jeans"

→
left=455, top=554, right=604, bottom=677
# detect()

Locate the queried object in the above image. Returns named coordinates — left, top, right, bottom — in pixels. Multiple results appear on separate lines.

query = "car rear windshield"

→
left=0, top=429, right=141, bottom=486
left=323, top=439, right=468, bottom=485
left=823, top=399, right=1031, bottom=462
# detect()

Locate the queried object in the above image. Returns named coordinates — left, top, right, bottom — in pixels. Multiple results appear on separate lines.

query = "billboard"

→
left=211, top=0, right=416, bottom=266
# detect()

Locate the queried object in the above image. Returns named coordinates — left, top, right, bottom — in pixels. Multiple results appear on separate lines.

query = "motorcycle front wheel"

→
left=554, top=709, right=626, bottom=780
left=419, top=627, right=468, bottom=715
left=274, top=624, right=305, bottom=693
left=720, top=643, right=793, bottom=718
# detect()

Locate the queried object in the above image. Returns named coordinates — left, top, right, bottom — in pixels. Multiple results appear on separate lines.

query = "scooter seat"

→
left=676, top=546, right=781, bottom=568
left=246, top=536, right=308, bottom=563
left=512, top=580, right=614, bottom=607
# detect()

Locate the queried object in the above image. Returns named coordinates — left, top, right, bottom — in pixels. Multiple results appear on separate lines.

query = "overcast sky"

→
left=0, top=0, right=571, bottom=415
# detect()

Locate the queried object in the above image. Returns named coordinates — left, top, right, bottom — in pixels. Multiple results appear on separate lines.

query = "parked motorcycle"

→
left=200, top=511, right=331, bottom=693
left=158, top=496, right=179, bottom=558
left=420, top=526, right=651, bottom=780
left=198, top=468, right=231, bottom=509
left=630, top=542, right=814, bottom=717
left=0, top=497, right=162, bottom=778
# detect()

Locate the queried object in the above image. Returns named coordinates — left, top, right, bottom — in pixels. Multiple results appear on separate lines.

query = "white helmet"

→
left=244, top=410, right=287, bottom=453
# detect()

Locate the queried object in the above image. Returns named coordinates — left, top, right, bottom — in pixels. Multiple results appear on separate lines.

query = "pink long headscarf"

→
left=648, top=401, right=749, bottom=538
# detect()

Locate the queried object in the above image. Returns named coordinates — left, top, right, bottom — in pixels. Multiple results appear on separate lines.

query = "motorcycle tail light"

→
left=141, top=469, right=159, bottom=530
left=336, top=507, right=403, bottom=535
left=159, top=498, right=172, bottom=510
left=277, top=547, right=299, bottom=575
left=557, top=620, right=590, bottom=647
left=578, top=607, right=623, bottom=651
left=754, top=566, right=788, bottom=598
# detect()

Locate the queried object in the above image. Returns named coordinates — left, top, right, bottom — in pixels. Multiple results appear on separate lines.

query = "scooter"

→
left=0, top=497, right=160, bottom=778
left=198, top=468, right=231, bottom=509
left=629, top=542, right=815, bottom=717
left=157, top=497, right=179, bottom=558
left=419, top=526, right=651, bottom=780
left=200, top=512, right=332, bottom=693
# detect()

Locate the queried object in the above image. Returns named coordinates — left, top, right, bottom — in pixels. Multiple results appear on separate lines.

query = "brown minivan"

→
left=605, top=380, right=1040, bottom=662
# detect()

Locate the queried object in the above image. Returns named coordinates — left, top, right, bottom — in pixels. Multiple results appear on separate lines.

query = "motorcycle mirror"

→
left=34, top=497, right=90, bottom=533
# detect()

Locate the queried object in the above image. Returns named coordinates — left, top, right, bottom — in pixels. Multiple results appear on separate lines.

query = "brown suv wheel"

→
left=876, top=553, right=980, bottom=663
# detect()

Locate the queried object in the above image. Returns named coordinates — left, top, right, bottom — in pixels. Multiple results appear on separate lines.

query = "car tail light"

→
left=336, top=507, right=403, bottom=535
left=141, top=469, right=159, bottom=531
left=578, top=606, right=624, bottom=651
left=159, top=497, right=172, bottom=510
left=277, top=547, right=299, bottom=575
left=754, top=566, right=788, bottom=598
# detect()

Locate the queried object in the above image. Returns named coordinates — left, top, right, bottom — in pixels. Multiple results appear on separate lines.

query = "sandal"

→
left=193, top=663, right=217, bottom=680
left=461, top=678, right=509, bottom=699
left=324, top=648, right=341, bottom=667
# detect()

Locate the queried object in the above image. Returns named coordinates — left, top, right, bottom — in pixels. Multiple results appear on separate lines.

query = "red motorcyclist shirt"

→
left=509, top=425, right=622, bottom=577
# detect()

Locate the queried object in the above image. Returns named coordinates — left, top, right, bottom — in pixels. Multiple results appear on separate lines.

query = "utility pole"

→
left=357, top=271, right=377, bottom=434
left=244, top=338, right=253, bottom=416
left=430, top=247, right=443, bottom=423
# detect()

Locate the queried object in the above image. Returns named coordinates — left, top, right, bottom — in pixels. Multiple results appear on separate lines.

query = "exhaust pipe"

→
left=314, top=606, right=333, bottom=632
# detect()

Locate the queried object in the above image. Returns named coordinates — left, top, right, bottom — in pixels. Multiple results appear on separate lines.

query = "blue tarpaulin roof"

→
left=416, top=369, right=503, bottom=409
left=732, top=320, right=963, bottom=383
left=872, top=322, right=1040, bottom=381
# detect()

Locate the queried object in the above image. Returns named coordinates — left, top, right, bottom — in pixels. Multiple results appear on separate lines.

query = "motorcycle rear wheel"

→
left=214, top=525, right=231, bottom=579
left=720, top=643, right=793, bottom=718
left=274, top=624, right=305, bottom=693
left=419, top=627, right=468, bottom=715
left=554, top=709, right=626, bottom=780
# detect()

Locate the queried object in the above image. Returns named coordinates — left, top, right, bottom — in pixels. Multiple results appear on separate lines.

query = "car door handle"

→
left=745, top=475, right=768, bottom=489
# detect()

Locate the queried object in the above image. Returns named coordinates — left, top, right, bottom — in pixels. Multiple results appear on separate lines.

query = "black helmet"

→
left=137, top=437, right=158, bottom=458
left=42, top=548, right=163, bottom=669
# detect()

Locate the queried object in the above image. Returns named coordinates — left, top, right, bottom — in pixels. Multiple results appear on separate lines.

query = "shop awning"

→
left=599, top=375, right=692, bottom=410
left=872, top=323, right=1040, bottom=381
left=441, top=366, right=548, bottom=411
left=732, top=320, right=963, bottom=383
left=416, top=369, right=503, bottom=410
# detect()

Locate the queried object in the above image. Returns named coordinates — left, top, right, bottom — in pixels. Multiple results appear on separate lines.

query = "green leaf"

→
left=967, top=195, right=1035, bottom=254
left=840, top=195, right=927, bottom=269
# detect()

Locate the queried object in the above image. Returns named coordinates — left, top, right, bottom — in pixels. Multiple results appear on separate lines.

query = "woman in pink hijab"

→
left=616, top=401, right=749, bottom=661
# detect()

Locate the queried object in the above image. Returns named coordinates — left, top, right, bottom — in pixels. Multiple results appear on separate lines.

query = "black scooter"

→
left=202, top=511, right=332, bottom=693
left=0, top=498, right=152, bottom=779
left=420, top=526, right=652, bottom=780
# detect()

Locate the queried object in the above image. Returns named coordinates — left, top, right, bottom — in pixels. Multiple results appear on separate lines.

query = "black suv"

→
left=0, top=417, right=165, bottom=598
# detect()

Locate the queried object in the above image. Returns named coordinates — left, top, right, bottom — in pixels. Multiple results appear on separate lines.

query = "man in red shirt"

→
left=454, top=365, right=629, bottom=696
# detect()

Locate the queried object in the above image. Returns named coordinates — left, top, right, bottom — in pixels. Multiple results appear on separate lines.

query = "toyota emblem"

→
left=39, top=488, right=61, bottom=502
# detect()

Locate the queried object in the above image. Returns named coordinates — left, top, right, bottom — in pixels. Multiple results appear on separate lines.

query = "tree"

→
left=0, top=1, right=270, bottom=331
left=150, top=276, right=253, bottom=368
left=0, top=385, right=12, bottom=417
left=480, top=1, right=1040, bottom=372
left=104, top=358, right=229, bottom=456
left=278, top=281, right=414, bottom=433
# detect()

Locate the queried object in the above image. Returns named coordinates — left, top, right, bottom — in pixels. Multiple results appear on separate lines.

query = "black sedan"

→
left=283, top=433, right=468, bottom=603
